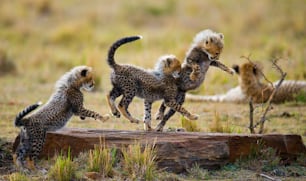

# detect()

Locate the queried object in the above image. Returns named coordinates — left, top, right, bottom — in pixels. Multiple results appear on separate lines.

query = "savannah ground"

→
left=0, top=0, right=305, bottom=180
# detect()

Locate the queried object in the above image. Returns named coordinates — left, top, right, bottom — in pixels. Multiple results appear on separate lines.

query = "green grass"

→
left=87, top=138, right=116, bottom=178
left=8, top=172, right=30, bottom=181
left=121, top=141, right=158, bottom=181
left=48, top=148, right=76, bottom=181
left=180, top=116, right=201, bottom=132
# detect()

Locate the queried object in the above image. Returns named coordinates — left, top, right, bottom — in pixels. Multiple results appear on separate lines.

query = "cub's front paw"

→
left=190, top=64, right=201, bottom=81
left=186, top=114, right=199, bottom=120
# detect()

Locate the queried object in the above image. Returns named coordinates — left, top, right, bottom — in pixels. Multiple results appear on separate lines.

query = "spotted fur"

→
left=106, top=36, right=198, bottom=130
left=155, top=29, right=234, bottom=131
left=13, top=66, right=109, bottom=171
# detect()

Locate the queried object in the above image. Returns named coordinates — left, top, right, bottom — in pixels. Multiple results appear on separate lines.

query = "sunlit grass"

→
left=121, top=141, right=158, bottom=181
left=48, top=148, right=76, bottom=181
left=180, top=116, right=201, bottom=132
left=8, top=172, right=30, bottom=181
left=87, top=138, right=116, bottom=178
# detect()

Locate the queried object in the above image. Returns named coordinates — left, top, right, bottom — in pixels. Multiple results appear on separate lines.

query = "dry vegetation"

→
left=0, top=0, right=305, bottom=180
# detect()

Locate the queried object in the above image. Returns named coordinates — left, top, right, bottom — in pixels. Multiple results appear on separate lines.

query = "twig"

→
left=249, top=98, right=255, bottom=134
left=245, top=57, right=287, bottom=134
left=258, top=173, right=281, bottom=181
left=256, top=59, right=287, bottom=134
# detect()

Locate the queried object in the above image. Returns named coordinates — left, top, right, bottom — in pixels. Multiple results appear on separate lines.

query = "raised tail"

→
left=107, top=35, right=142, bottom=68
left=14, top=101, right=42, bottom=127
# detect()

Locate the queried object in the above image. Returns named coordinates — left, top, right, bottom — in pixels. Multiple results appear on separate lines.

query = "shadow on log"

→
left=13, top=128, right=306, bottom=173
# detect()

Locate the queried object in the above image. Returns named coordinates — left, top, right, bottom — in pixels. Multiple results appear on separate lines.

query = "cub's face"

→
left=201, top=34, right=224, bottom=61
left=232, top=62, right=263, bottom=83
left=163, top=57, right=181, bottom=78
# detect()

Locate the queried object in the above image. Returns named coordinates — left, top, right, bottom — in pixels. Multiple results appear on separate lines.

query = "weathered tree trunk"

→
left=13, top=128, right=306, bottom=173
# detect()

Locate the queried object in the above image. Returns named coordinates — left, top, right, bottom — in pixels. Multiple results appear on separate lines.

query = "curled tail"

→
left=107, top=35, right=142, bottom=68
left=14, top=101, right=42, bottom=127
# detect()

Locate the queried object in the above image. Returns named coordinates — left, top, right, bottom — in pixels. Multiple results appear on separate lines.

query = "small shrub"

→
left=87, top=138, right=116, bottom=178
left=235, top=142, right=281, bottom=172
left=48, top=148, right=76, bottom=181
left=9, top=172, right=29, bottom=181
left=294, top=90, right=306, bottom=103
left=209, top=111, right=235, bottom=133
left=121, top=141, right=158, bottom=181
left=187, top=163, right=210, bottom=180
left=181, top=116, right=201, bottom=132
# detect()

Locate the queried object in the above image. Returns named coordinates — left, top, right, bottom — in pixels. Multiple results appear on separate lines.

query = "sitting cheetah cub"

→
left=13, top=66, right=109, bottom=172
left=106, top=36, right=198, bottom=130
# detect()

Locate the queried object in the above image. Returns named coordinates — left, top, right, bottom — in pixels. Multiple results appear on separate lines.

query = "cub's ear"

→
left=80, top=68, right=88, bottom=77
left=252, top=66, right=258, bottom=75
left=165, top=58, right=173, bottom=67
left=232, top=64, right=239, bottom=74
left=219, top=33, right=224, bottom=39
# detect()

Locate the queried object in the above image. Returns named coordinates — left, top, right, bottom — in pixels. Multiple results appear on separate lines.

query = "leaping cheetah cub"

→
left=155, top=29, right=234, bottom=131
left=106, top=36, right=198, bottom=130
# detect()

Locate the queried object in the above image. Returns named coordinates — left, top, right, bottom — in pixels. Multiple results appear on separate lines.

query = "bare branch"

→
left=249, top=98, right=255, bottom=134
left=257, top=60, right=287, bottom=134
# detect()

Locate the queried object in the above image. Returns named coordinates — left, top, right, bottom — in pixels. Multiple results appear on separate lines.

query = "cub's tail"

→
left=14, top=101, right=42, bottom=127
left=107, top=36, right=142, bottom=68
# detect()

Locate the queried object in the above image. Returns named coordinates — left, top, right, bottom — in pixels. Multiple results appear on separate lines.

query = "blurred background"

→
left=0, top=0, right=305, bottom=139
left=1, top=0, right=305, bottom=90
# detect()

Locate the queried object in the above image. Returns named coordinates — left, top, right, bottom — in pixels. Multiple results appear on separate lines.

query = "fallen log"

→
left=13, top=128, right=306, bottom=173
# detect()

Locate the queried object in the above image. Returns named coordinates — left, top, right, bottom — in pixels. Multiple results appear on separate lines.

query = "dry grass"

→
left=121, top=142, right=158, bottom=180
left=86, top=138, right=116, bottom=178
left=48, top=149, right=76, bottom=181
left=0, top=0, right=305, bottom=180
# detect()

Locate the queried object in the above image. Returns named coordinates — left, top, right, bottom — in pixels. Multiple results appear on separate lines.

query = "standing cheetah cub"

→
left=13, top=66, right=109, bottom=172
left=106, top=36, right=198, bottom=130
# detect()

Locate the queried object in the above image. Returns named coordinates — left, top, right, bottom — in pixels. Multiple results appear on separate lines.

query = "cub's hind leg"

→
left=118, top=94, right=139, bottom=124
left=164, top=99, right=198, bottom=120
left=155, top=102, right=166, bottom=121
left=143, top=100, right=153, bottom=131
left=156, top=92, right=186, bottom=132
left=14, top=128, right=30, bottom=171
left=106, top=87, right=122, bottom=117
left=27, top=126, right=46, bottom=171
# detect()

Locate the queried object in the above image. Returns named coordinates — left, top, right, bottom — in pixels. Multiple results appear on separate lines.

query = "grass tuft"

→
left=187, top=163, right=210, bottom=180
left=209, top=111, right=235, bottom=133
left=8, top=172, right=29, bottom=181
left=48, top=148, right=76, bottom=181
left=180, top=116, right=201, bottom=132
left=121, top=141, right=158, bottom=181
left=87, top=138, right=116, bottom=178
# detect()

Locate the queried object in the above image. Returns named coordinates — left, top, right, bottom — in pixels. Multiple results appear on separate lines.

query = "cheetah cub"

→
left=106, top=36, right=198, bottom=130
left=13, top=66, right=109, bottom=172
left=155, top=29, right=234, bottom=131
